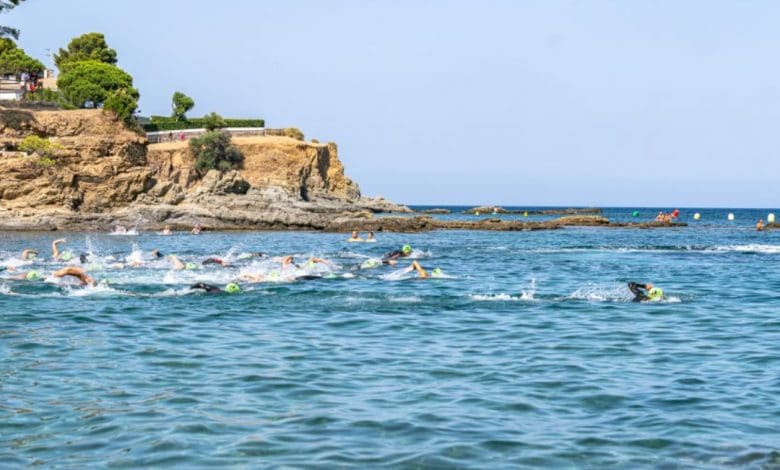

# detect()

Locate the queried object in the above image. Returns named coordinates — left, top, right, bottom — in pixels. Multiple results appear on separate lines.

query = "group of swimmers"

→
left=655, top=209, right=680, bottom=223
left=347, top=231, right=376, bottom=242
left=3, top=236, right=665, bottom=301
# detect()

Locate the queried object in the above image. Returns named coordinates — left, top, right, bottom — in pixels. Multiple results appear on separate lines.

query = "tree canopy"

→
left=54, top=32, right=117, bottom=71
left=57, top=60, right=135, bottom=108
left=202, top=112, right=227, bottom=131
left=190, top=131, right=244, bottom=174
left=0, top=38, right=44, bottom=74
left=171, top=91, right=195, bottom=121
left=0, top=0, right=23, bottom=40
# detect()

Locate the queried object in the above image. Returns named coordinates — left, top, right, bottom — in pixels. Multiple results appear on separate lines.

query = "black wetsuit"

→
left=191, top=282, right=222, bottom=293
left=628, top=282, right=649, bottom=302
left=202, top=258, right=224, bottom=266
left=382, top=250, right=408, bottom=264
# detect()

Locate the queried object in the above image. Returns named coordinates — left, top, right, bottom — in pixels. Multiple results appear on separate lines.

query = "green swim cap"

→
left=268, top=271, right=280, bottom=280
left=402, top=244, right=412, bottom=255
left=431, top=268, right=443, bottom=278
left=648, top=287, right=664, bottom=301
left=225, top=283, right=241, bottom=294
left=363, top=259, right=378, bottom=268
left=185, top=262, right=197, bottom=270
left=26, top=271, right=41, bottom=281
left=60, top=251, right=73, bottom=261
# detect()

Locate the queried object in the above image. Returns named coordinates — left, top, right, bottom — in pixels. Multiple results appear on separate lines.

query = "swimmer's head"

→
left=185, top=262, right=197, bottom=270
left=79, top=253, right=89, bottom=264
left=402, top=244, right=412, bottom=255
left=152, top=250, right=164, bottom=259
left=648, top=287, right=663, bottom=301
left=363, top=259, right=378, bottom=268
left=225, top=283, right=241, bottom=294
left=431, top=268, right=443, bottom=278
left=60, top=251, right=73, bottom=261
left=26, top=271, right=42, bottom=281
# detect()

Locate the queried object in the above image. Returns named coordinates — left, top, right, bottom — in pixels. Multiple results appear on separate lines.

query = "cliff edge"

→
left=0, top=106, right=410, bottom=230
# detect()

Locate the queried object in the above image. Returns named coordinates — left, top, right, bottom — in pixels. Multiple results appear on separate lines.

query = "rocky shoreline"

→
left=0, top=106, right=688, bottom=233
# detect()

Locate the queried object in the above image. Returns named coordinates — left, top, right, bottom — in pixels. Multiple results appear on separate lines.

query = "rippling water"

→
left=1, top=208, right=779, bottom=468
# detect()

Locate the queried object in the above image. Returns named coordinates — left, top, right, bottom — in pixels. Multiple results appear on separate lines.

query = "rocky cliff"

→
left=0, top=106, right=409, bottom=230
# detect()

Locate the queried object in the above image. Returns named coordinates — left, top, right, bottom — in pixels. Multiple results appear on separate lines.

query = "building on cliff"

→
left=0, top=69, right=57, bottom=101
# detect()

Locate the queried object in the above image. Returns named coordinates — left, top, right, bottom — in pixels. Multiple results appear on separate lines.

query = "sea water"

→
left=1, top=208, right=779, bottom=468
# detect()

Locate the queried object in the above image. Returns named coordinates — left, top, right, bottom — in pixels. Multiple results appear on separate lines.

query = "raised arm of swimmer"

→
left=21, top=249, right=38, bottom=260
left=168, top=255, right=185, bottom=270
left=53, top=267, right=95, bottom=286
left=51, top=239, right=66, bottom=259
left=410, top=260, right=429, bottom=279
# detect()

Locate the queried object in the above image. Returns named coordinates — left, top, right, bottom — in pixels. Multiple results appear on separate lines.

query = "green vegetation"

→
left=18, top=135, right=62, bottom=167
left=0, top=0, right=23, bottom=40
left=283, top=127, right=304, bottom=141
left=142, top=117, right=264, bottom=132
left=189, top=131, right=244, bottom=174
left=0, top=38, right=43, bottom=74
left=57, top=59, right=139, bottom=123
left=171, top=91, right=195, bottom=121
left=202, top=112, right=226, bottom=131
left=54, top=32, right=117, bottom=72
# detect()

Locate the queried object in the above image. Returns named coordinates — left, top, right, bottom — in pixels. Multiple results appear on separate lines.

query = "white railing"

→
left=146, top=127, right=267, bottom=143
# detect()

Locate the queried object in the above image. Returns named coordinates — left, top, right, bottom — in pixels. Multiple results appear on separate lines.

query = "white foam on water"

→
left=569, top=284, right=633, bottom=302
left=390, top=295, right=421, bottom=303
left=708, top=244, right=780, bottom=254
left=470, top=293, right=516, bottom=301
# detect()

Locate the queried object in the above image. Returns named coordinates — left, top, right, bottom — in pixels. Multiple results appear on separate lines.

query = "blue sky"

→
left=6, top=0, right=779, bottom=207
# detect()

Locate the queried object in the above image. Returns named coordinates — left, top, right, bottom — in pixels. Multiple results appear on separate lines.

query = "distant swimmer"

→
left=202, top=257, right=229, bottom=266
left=628, top=282, right=664, bottom=302
left=161, top=225, right=172, bottom=236
left=366, top=231, right=377, bottom=243
left=151, top=249, right=165, bottom=259
left=190, top=282, right=241, bottom=294
left=191, top=223, right=202, bottom=235
left=190, top=282, right=222, bottom=293
left=405, top=261, right=444, bottom=279
left=53, top=267, right=95, bottom=286
left=347, top=231, right=364, bottom=242
left=382, top=244, right=413, bottom=265
left=21, top=249, right=38, bottom=260
left=757, top=219, right=765, bottom=232
left=169, top=255, right=197, bottom=270
left=280, top=255, right=331, bottom=269
left=114, top=225, right=127, bottom=234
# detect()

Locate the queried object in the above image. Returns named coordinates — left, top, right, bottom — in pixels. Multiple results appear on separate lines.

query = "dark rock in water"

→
left=463, top=206, right=602, bottom=215
left=420, top=208, right=451, bottom=214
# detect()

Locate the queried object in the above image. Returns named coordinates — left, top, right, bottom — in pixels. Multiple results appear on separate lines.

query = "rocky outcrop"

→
left=463, top=206, right=602, bottom=215
left=0, top=106, right=411, bottom=230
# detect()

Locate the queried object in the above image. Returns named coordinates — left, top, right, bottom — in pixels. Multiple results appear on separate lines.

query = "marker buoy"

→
left=693, top=213, right=701, bottom=220
left=632, top=210, right=639, bottom=217
left=475, top=211, right=480, bottom=216
left=768, top=213, right=776, bottom=223
left=523, top=211, right=528, bottom=217
left=727, top=213, right=735, bottom=221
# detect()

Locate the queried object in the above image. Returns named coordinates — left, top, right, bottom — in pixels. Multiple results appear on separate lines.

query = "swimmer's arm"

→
left=51, top=239, right=65, bottom=258
left=309, top=257, right=331, bottom=266
left=21, top=249, right=37, bottom=259
left=168, top=255, right=185, bottom=270
left=412, top=261, right=428, bottom=278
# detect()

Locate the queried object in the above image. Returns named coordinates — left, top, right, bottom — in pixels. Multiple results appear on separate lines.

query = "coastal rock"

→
left=420, top=208, right=451, bottom=214
left=463, top=205, right=603, bottom=215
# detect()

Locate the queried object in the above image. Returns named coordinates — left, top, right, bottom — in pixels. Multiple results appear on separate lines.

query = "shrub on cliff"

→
left=171, top=91, right=195, bottom=121
left=202, top=112, right=227, bottom=131
left=189, top=131, right=244, bottom=175
left=18, top=135, right=62, bottom=166
left=284, top=127, right=304, bottom=141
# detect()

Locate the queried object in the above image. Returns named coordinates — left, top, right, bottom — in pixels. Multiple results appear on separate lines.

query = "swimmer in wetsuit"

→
left=382, top=244, right=413, bottom=265
left=190, top=282, right=222, bottom=293
left=628, top=282, right=664, bottom=302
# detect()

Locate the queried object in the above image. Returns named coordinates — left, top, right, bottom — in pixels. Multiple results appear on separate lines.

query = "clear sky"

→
left=6, top=0, right=779, bottom=207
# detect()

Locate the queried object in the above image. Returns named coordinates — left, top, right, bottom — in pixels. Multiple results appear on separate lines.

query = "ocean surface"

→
left=1, top=207, right=779, bottom=468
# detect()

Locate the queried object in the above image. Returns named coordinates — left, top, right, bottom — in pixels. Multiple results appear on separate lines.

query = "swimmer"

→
left=628, top=282, right=664, bottom=302
left=53, top=267, right=95, bottom=286
left=114, top=225, right=127, bottom=234
left=382, top=244, right=413, bottom=265
left=366, top=231, right=376, bottom=242
left=21, top=249, right=38, bottom=260
left=280, top=256, right=331, bottom=269
left=79, top=253, right=89, bottom=264
left=237, top=252, right=267, bottom=260
left=202, top=257, right=229, bottom=266
left=151, top=249, right=165, bottom=259
left=191, top=223, right=202, bottom=235
left=347, top=231, right=363, bottom=242
left=16, top=270, right=43, bottom=281
left=404, top=261, right=443, bottom=279
left=190, top=282, right=222, bottom=293
left=757, top=219, right=765, bottom=232
left=161, top=225, right=172, bottom=236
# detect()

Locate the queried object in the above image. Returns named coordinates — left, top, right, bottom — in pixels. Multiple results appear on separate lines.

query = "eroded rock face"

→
left=0, top=107, right=153, bottom=213
left=0, top=107, right=410, bottom=230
